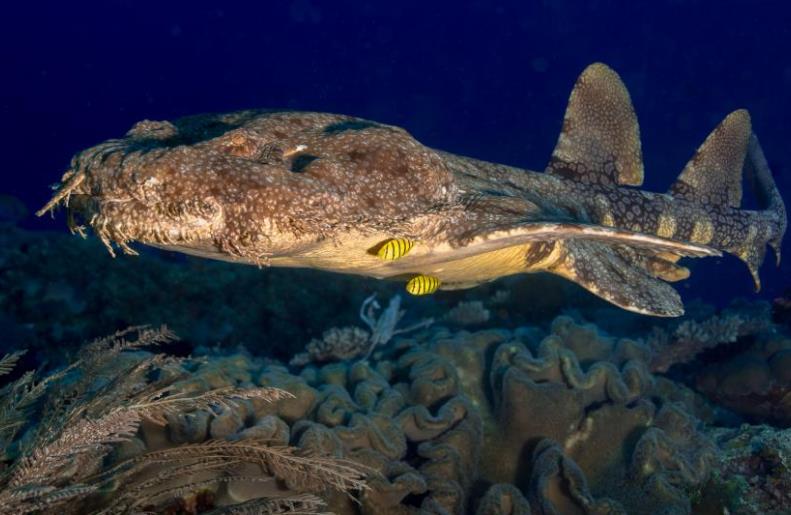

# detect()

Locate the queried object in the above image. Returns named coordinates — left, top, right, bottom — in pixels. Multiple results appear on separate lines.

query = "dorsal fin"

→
left=669, top=109, right=751, bottom=208
left=546, top=63, right=644, bottom=187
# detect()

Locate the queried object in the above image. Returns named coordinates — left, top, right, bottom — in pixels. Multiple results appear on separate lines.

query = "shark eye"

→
left=290, top=154, right=319, bottom=173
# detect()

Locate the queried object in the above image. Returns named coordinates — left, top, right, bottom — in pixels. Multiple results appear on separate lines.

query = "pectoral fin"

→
left=548, top=240, right=685, bottom=317
left=382, top=222, right=714, bottom=316
left=387, top=222, right=718, bottom=272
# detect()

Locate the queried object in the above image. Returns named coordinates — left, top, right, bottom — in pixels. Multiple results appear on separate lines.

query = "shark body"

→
left=39, top=64, right=786, bottom=316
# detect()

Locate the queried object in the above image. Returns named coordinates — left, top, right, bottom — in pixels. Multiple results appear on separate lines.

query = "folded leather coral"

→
left=247, top=314, right=716, bottom=514
left=2, top=298, right=786, bottom=514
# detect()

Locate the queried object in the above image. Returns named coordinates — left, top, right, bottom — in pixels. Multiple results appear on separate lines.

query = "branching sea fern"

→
left=0, top=327, right=369, bottom=514
left=0, top=351, right=26, bottom=377
left=204, top=493, right=332, bottom=515
left=0, top=370, right=48, bottom=462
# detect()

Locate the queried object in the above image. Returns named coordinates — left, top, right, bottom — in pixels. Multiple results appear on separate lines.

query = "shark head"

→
left=39, top=110, right=458, bottom=263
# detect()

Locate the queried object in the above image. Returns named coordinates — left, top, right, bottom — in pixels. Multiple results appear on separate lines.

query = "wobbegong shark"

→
left=38, top=63, right=787, bottom=316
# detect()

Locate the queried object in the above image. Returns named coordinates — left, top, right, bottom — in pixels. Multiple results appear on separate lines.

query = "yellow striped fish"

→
left=377, top=238, right=415, bottom=260
left=405, top=275, right=441, bottom=295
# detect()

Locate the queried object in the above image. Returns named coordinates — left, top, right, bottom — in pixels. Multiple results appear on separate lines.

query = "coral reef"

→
left=426, top=319, right=715, bottom=514
left=277, top=339, right=482, bottom=514
left=3, top=222, right=791, bottom=514
left=445, top=301, right=491, bottom=327
left=216, top=312, right=717, bottom=514
left=635, top=299, right=791, bottom=426
left=9, top=293, right=789, bottom=514
left=290, top=294, right=433, bottom=366
left=290, top=326, right=371, bottom=366
left=0, top=327, right=368, bottom=514
left=645, top=301, right=774, bottom=373
left=703, top=425, right=791, bottom=514
left=694, top=334, right=791, bottom=426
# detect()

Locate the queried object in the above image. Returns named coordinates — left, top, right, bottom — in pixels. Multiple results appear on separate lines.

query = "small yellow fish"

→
left=377, top=238, right=415, bottom=260
left=406, top=275, right=441, bottom=295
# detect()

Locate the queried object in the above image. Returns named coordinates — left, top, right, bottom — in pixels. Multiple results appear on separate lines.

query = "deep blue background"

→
left=2, top=0, right=789, bottom=306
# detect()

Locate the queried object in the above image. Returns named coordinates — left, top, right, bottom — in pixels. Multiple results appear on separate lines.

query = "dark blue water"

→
left=2, top=0, right=789, bottom=305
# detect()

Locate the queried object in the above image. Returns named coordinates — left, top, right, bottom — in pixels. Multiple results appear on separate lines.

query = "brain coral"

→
left=260, top=340, right=483, bottom=514
left=159, top=314, right=712, bottom=514
left=85, top=308, right=723, bottom=515
left=426, top=318, right=715, bottom=514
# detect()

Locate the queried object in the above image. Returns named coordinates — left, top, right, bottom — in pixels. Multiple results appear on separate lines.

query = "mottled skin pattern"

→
left=39, top=64, right=786, bottom=317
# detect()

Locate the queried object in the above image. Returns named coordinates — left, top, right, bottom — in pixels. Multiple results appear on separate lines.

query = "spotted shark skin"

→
left=38, top=63, right=786, bottom=317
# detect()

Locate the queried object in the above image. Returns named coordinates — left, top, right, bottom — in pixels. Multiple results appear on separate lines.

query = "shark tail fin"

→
left=668, top=112, right=786, bottom=290
left=540, top=63, right=785, bottom=311
left=745, top=134, right=787, bottom=268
